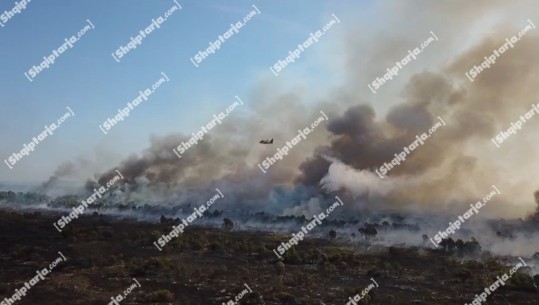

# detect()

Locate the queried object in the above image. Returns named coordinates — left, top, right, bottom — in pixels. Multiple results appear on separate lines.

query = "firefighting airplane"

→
left=259, top=138, right=273, bottom=144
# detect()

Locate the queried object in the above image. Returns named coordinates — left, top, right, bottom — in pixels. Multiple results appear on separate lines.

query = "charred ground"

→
left=0, top=210, right=538, bottom=305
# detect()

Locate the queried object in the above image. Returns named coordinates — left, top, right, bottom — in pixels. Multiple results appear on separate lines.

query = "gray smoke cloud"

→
left=42, top=0, right=539, bottom=224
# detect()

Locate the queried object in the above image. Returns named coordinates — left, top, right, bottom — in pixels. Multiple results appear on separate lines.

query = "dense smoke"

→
left=42, top=0, right=539, bottom=223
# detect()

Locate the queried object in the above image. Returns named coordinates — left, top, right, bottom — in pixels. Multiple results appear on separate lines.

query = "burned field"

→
left=0, top=210, right=537, bottom=305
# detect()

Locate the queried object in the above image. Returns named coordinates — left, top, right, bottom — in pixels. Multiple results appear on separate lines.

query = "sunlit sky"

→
left=0, top=0, right=375, bottom=183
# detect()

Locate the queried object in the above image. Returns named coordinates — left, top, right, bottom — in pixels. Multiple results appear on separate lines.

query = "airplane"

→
left=259, top=138, right=273, bottom=144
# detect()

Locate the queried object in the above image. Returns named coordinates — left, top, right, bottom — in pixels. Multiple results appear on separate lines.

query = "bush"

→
left=460, top=238, right=481, bottom=256
left=223, top=218, right=234, bottom=231
left=127, top=257, right=173, bottom=277
left=0, top=283, right=8, bottom=295
left=358, top=226, right=377, bottom=239
left=329, top=229, right=337, bottom=241
left=101, top=230, right=113, bottom=240
left=506, top=271, right=536, bottom=291
left=208, top=241, right=227, bottom=254
left=188, top=237, right=206, bottom=251
left=275, top=292, right=296, bottom=305
left=322, top=261, right=337, bottom=272
left=282, top=249, right=302, bottom=265
left=143, top=289, right=174, bottom=302
left=455, top=266, right=473, bottom=283
left=275, top=261, right=285, bottom=274
left=366, top=268, right=383, bottom=278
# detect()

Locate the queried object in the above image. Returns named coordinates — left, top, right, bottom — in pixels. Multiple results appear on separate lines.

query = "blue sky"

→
left=0, top=0, right=374, bottom=183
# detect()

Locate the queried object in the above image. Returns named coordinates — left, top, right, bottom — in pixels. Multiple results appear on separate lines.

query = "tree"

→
left=275, top=261, right=285, bottom=274
left=455, top=239, right=464, bottom=250
left=447, top=238, right=456, bottom=251
left=329, top=229, right=337, bottom=241
left=358, top=225, right=377, bottom=239
left=223, top=218, right=234, bottom=231
left=533, top=274, right=539, bottom=288
left=461, top=238, right=481, bottom=255
left=439, top=237, right=456, bottom=252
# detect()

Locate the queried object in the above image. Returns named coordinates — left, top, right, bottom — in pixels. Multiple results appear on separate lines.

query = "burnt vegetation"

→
left=0, top=210, right=537, bottom=305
